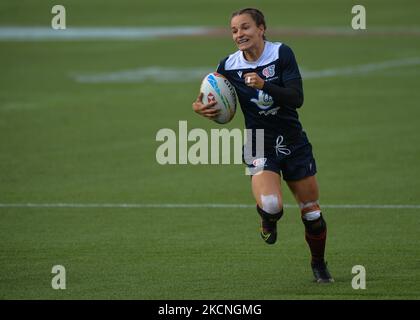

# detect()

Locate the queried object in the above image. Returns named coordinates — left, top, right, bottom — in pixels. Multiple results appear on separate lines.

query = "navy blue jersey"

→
left=216, top=41, right=304, bottom=152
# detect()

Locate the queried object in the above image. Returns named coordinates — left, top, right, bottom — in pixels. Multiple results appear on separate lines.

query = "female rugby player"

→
left=192, top=8, right=333, bottom=283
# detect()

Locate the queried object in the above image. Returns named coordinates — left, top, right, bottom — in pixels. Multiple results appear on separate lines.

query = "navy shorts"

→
left=244, top=131, right=317, bottom=181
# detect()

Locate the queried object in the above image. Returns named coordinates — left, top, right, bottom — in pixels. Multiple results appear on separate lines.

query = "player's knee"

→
left=261, top=194, right=283, bottom=214
left=257, top=194, right=283, bottom=221
left=300, top=201, right=326, bottom=235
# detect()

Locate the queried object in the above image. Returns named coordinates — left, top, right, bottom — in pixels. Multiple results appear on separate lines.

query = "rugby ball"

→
left=200, top=72, right=237, bottom=124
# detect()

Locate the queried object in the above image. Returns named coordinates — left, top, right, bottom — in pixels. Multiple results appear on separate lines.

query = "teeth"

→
left=239, top=39, right=248, bottom=44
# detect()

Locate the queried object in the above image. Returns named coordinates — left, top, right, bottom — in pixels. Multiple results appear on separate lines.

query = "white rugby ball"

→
left=200, top=72, right=237, bottom=124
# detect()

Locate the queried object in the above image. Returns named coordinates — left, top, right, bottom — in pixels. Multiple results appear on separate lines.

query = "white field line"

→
left=0, top=203, right=419, bottom=209
left=303, top=57, right=420, bottom=79
left=0, top=26, right=212, bottom=40
left=73, top=67, right=213, bottom=83
left=1, top=26, right=420, bottom=41
left=73, top=57, right=420, bottom=83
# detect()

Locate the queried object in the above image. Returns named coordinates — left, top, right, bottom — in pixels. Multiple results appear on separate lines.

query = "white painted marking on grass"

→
left=0, top=203, right=419, bottom=209
left=0, top=26, right=211, bottom=41
left=73, top=67, right=213, bottom=83
left=302, top=57, right=420, bottom=79
left=72, top=57, right=420, bottom=83
left=269, top=26, right=420, bottom=36
left=1, top=26, right=420, bottom=41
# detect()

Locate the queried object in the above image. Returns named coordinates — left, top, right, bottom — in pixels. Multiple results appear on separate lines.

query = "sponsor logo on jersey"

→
left=275, top=135, right=291, bottom=156
left=259, top=106, right=280, bottom=116
left=251, top=90, right=274, bottom=110
left=252, top=157, right=267, bottom=168
left=262, top=64, right=275, bottom=78
left=237, top=71, right=243, bottom=78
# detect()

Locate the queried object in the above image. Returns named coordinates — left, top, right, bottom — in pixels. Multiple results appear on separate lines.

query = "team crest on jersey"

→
left=262, top=64, right=275, bottom=78
left=237, top=71, right=243, bottom=78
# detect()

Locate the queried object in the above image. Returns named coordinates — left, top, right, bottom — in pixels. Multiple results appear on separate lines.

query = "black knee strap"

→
left=257, top=205, right=283, bottom=222
left=302, top=214, right=326, bottom=235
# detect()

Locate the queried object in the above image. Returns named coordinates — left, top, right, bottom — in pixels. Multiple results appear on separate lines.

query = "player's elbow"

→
left=291, top=93, right=304, bottom=108
left=295, top=94, right=304, bottom=108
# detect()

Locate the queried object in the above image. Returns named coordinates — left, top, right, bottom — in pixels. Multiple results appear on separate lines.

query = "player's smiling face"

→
left=231, top=14, right=265, bottom=51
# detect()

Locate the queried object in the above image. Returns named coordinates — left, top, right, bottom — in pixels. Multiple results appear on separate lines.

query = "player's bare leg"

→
left=287, top=175, right=334, bottom=283
left=251, top=170, right=284, bottom=244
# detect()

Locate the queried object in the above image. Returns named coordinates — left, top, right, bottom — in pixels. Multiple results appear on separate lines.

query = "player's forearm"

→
left=262, top=78, right=304, bottom=108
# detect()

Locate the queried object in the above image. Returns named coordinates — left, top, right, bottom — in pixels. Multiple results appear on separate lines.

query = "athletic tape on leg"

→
left=261, top=194, right=281, bottom=214
left=299, top=200, right=319, bottom=210
left=300, top=200, right=321, bottom=221
left=302, top=210, right=321, bottom=221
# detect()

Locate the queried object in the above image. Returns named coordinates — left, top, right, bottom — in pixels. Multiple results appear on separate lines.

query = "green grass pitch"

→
left=0, top=0, right=419, bottom=299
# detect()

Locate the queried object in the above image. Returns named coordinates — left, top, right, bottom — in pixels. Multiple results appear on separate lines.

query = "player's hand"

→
left=192, top=92, right=220, bottom=119
left=244, top=72, right=264, bottom=90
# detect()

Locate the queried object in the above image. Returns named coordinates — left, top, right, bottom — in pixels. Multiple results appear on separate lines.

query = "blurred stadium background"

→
left=0, top=0, right=419, bottom=299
